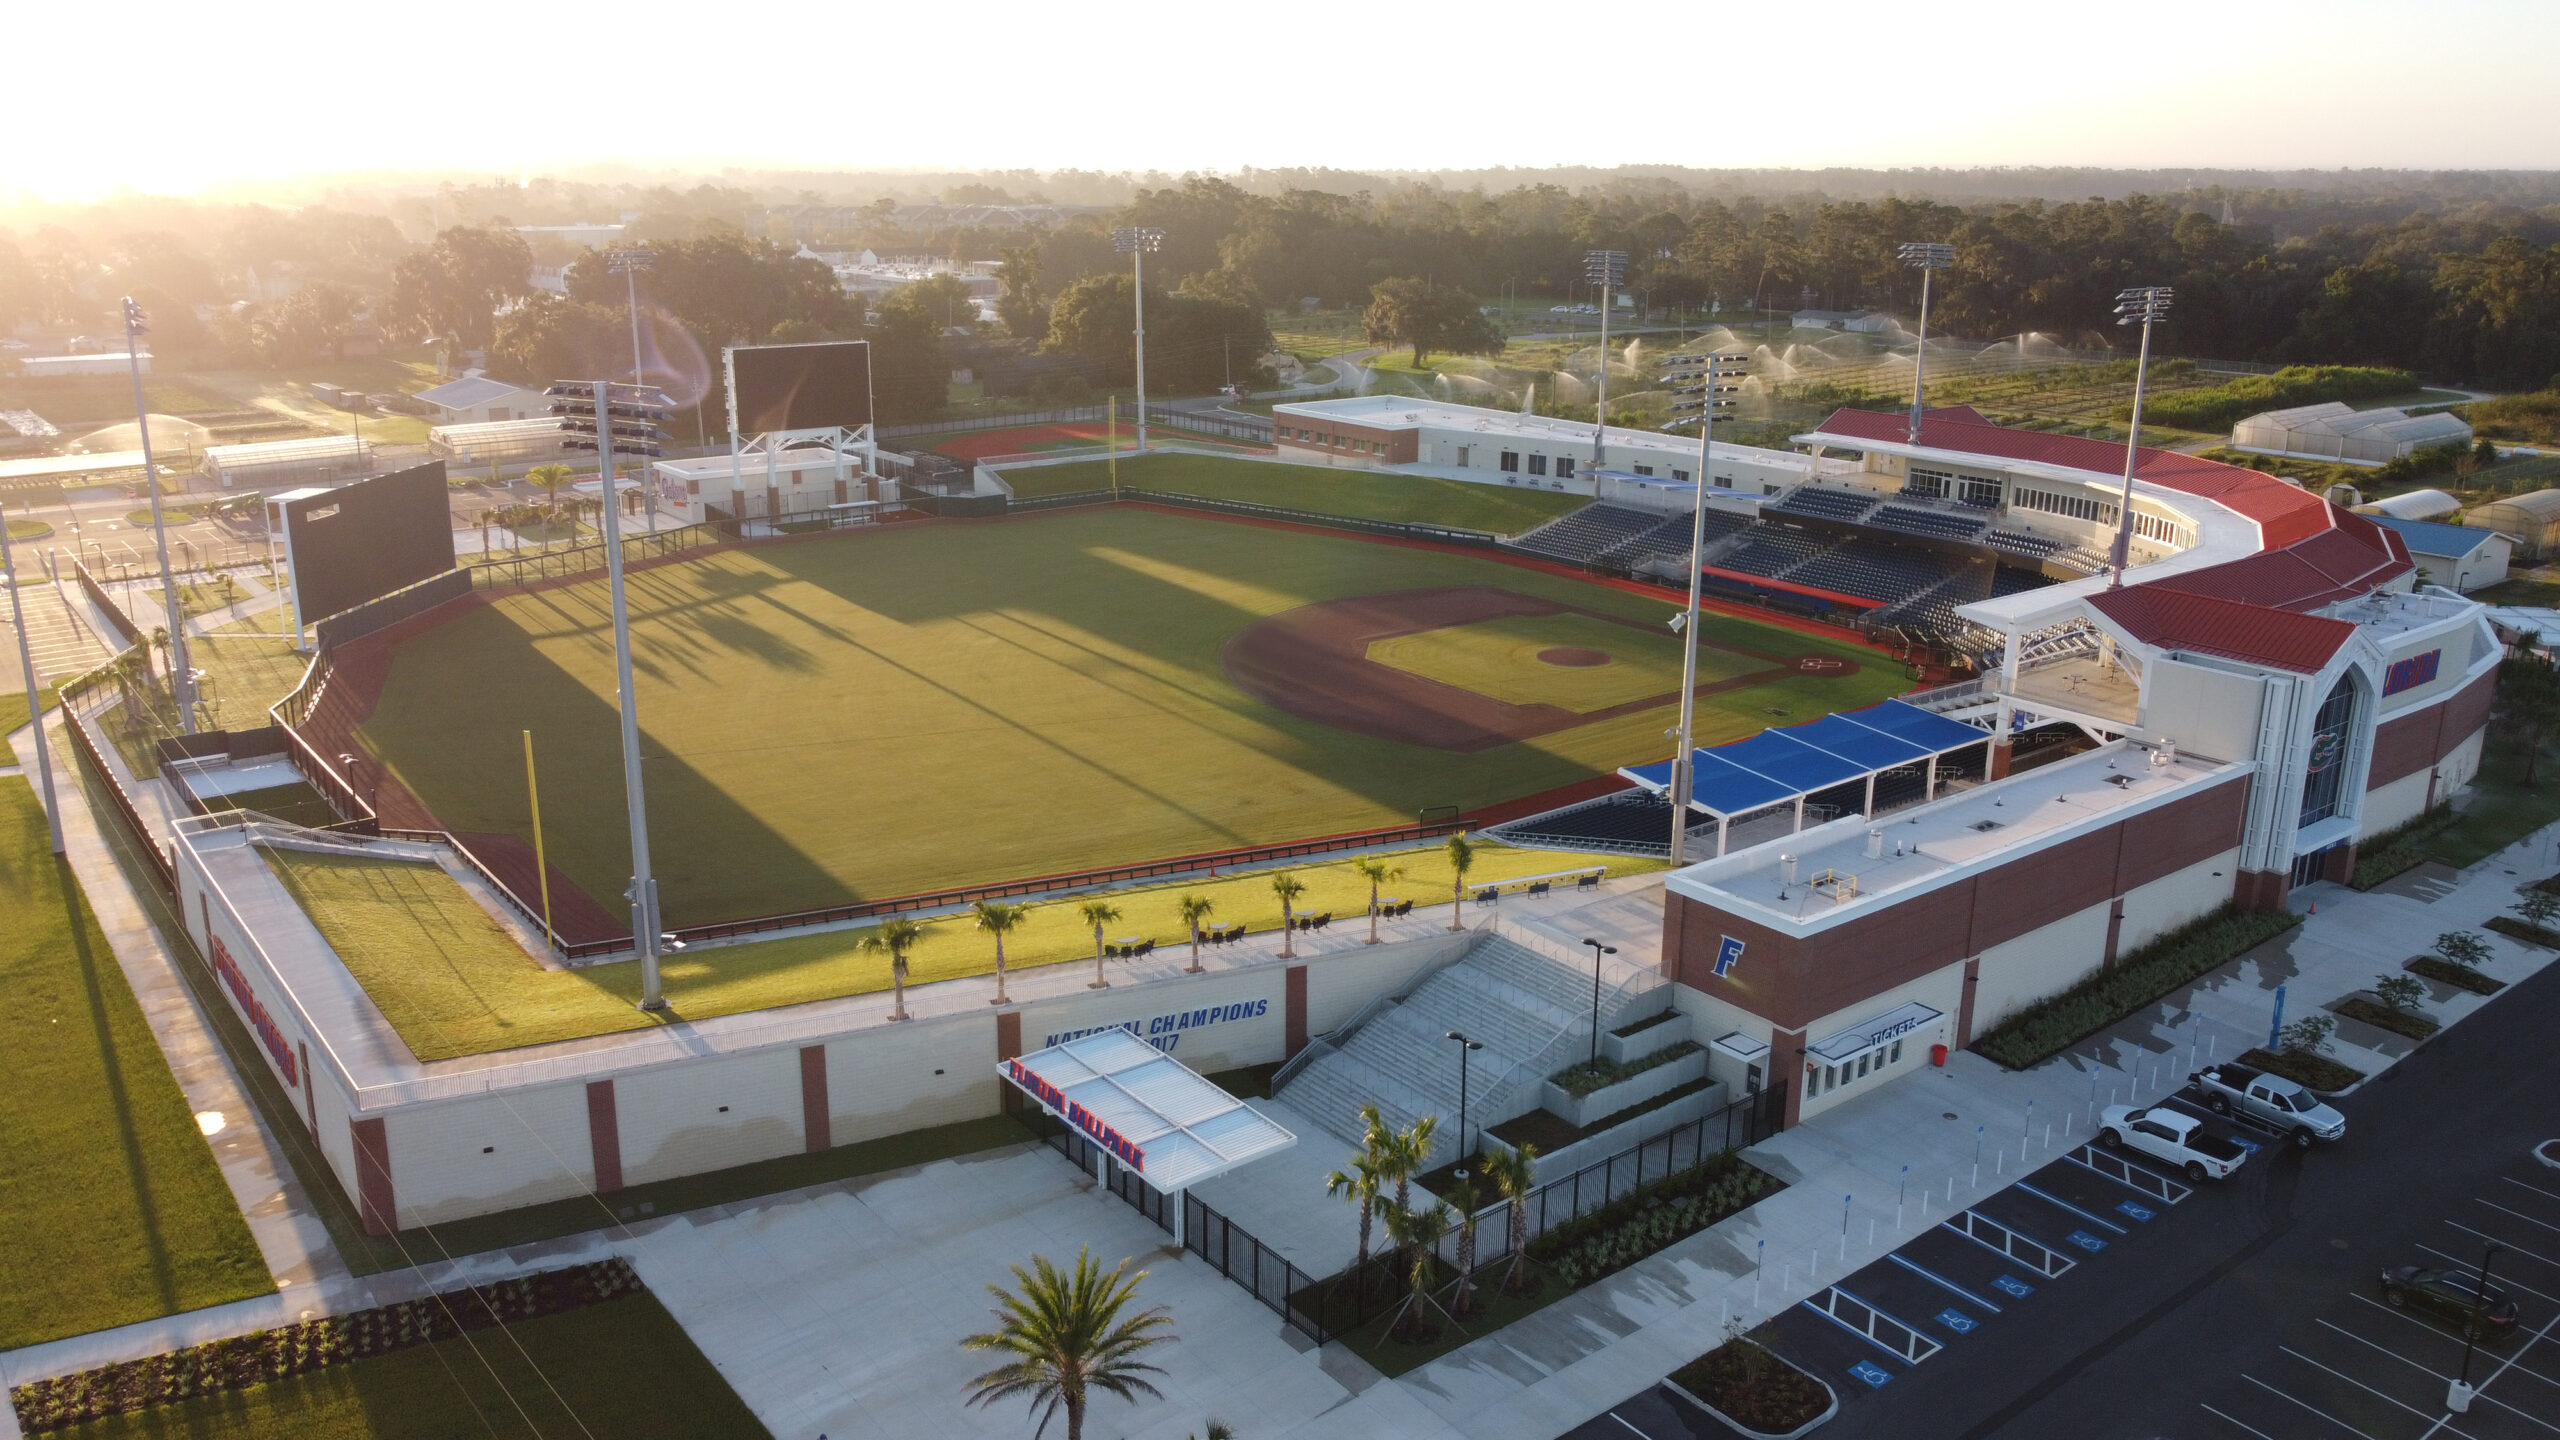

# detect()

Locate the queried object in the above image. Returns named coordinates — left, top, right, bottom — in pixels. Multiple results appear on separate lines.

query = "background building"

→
left=2366, top=515, right=2511, bottom=592
left=2232, top=401, right=2473, bottom=466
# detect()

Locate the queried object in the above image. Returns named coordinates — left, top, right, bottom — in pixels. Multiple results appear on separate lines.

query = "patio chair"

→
left=1476, top=887, right=1499, bottom=904
left=1576, top=872, right=1601, bottom=891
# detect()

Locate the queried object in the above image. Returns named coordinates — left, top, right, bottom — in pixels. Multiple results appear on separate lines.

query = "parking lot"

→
left=2192, top=1154, right=2560, bottom=1440
left=1562, top=952, right=2560, bottom=1440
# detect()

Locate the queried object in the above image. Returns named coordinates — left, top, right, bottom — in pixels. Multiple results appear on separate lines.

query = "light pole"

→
left=2107, top=286, right=2172, bottom=589
left=1584, top=249, right=1627, bottom=468
left=607, top=247, right=659, bottom=532
left=1445, top=1030, right=1483, bottom=1174
left=1584, top=937, right=1618, bottom=1066
left=1662, top=352, right=1749, bottom=864
left=120, top=297, right=194, bottom=733
left=550, top=379, right=676, bottom=1010
left=1897, top=242, right=1953, bottom=443
left=2449, top=1242, right=2504, bottom=1413
left=1, top=499, right=64, bottom=853
left=1113, top=227, right=1165, bottom=453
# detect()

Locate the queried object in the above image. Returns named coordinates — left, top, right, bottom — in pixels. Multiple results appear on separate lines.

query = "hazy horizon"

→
left=15, top=0, right=2556, bottom=205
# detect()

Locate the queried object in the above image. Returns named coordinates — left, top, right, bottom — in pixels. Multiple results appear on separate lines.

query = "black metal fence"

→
left=464, top=523, right=716, bottom=591
left=1122, top=488, right=1501, bottom=546
left=312, top=568, right=470, bottom=648
left=881, top=405, right=1272, bottom=446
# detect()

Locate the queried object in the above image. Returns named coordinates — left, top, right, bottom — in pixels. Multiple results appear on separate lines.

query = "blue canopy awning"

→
left=1618, top=698, right=1993, bottom=820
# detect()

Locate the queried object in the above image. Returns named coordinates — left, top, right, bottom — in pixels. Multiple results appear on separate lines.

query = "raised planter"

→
left=1488, top=1078, right=1728, bottom=1179
left=2406, top=955, right=2504, bottom=995
left=1544, top=1046, right=1708, bottom=1129
left=1666, top=1343, right=1839, bottom=1439
left=1603, top=1009, right=1688, bottom=1065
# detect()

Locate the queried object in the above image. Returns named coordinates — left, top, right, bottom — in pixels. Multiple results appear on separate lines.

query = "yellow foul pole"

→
left=524, top=729, right=554, bottom=953
left=1108, top=393, right=1119, bottom=499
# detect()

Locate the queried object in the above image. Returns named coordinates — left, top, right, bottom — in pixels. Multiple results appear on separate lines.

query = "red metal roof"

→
left=2085, top=585, right=2360, bottom=673
left=1808, top=406, right=2413, bottom=619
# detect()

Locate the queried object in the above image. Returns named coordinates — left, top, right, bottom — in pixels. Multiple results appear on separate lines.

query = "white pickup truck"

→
left=2098, top=1105, right=2249, bottom=1181
left=2189, top=1063, right=2346, bottom=1147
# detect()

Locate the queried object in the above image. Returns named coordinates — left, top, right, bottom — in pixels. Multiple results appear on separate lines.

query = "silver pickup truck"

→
left=2190, top=1063, right=2346, bottom=1147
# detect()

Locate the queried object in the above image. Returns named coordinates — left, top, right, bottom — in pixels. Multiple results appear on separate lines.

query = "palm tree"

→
left=1378, top=1199, right=1456, bottom=1342
left=1270, top=871, right=1306, bottom=959
left=1445, top=831, right=1476, bottom=931
left=1443, top=1180, right=1482, bottom=1318
left=1378, top=1113, right=1438, bottom=1214
left=526, top=463, right=574, bottom=514
left=1323, top=1153, right=1384, bottom=1280
left=1483, top=1143, right=1540, bottom=1295
left=961, top=1248, right=1174, bottom=1440
left=862, top=916, right=925, bottom=1021
left=1080, top=900, right=1122, bottom=989
left=1355, top=857, right=1404, bottom=945
left=975, top=900, right=1029, bottom=1006
left=1177, top=893, right=1214, bottom=974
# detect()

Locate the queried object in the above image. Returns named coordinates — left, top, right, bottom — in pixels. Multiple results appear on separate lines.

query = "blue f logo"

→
left=1713, top=935, right=1745, bottom=978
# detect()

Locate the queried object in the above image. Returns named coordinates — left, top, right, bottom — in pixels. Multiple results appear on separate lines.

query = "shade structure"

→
left=1620, top=698, right=1992, bottom=820
left=999, top=1029, right=1295, bottom=1193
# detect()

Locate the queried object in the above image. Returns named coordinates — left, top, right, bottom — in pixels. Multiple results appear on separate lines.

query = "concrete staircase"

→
left=1275, top=933, right=1668, bottom=1163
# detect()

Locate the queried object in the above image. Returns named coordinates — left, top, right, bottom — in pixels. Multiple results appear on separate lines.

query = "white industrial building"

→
left=416, top=374, right=553, bottom=426
left=18, top=352, right=149, bottom=377
left=1270, top=395, right=1834, bottom=495
left=2365, top=516, right=2511, bottom=593
left=2232, top=402, right=2473, bottom=466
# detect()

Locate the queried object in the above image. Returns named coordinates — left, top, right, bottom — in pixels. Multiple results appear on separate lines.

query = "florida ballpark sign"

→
left=1004, top=1057, right=1148, bottom=1172
left=210, top=934, right=298, bottom=1087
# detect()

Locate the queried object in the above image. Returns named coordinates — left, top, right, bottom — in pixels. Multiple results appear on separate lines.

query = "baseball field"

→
left=345, top=505, right=1905, bottom=930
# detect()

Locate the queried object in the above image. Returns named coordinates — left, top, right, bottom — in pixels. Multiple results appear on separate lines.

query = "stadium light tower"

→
left=1113, top=227, right=1165, bottom=452
left=606, top=246, right=658, bottom=532
left=121, top=297, right=195, bottom=733
left=550, top=379, right=675, bottom=1010
left=1584, top=250, right=1628, bottom=467
left=1661, top=351, right=1749, bottom=865
left=0, top=500, right=64, bottom=853
left=1897, top=243, right=1954, bottom=443
left=2107, top=286, right=2173, bottom=589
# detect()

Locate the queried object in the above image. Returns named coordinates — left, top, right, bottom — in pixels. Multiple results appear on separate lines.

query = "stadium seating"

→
left=1783, top=540, right=1959, bottom=604
left=1768, top=485, right=1880, bottom=523
left=1991, top=566, right=2049, bottom=597
left=1505, top=503, right=1667, bottom=565
left=1488, top=790, right=1690, bottom=852
left=1872, top=505, right=1990, bottom=542
left=1987, top=528, right=2061, bottom=560
left=1709, top=526, right=1833, bottom=578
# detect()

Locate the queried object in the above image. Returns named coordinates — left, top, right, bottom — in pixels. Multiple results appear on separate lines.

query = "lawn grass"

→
left=999, top=451, right=1591, bottom=533
left=264, top=838, right=1666, bottom=1060
left=1, top=681, right=60, bottom=734
left=35, top=1290, right=770, bottom=1440
left=190, top=631, right=310, bottom=729
left=1368, top=611, right=1738, bottom=712
left=0, top=777, right=271, bottom=1349
left=358, top=507, right=1897, bottom=926
left=2422, top=727, right=2560, bottom=869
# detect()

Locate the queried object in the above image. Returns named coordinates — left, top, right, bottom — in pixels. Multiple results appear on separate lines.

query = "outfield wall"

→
left=172, top=814, right=1481, bottom=1232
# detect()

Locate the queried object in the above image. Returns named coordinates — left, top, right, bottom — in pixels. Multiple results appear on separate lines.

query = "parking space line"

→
left=2012, top=1181, right=2129, bottom=1235
left=1942, top=1211, right=2076, bottom=1278
left=2419, top=1306, right=2560, bottom=1440
left=1803, top=1286, right=1946, bottom=1364
left=2449, top=1221, right=2560, bottom=1272
left=2282, top=1345, right=2465, bottom=1428
left=2419, top=1244, right=2560, bottom=1307
left=2346, top=1293, right=2560, bottom=1393
left=2481, top=1198, right=2560, bottom=1237
left=2066, top=1144, right=2194, bottom=1205
left=2244, top=1374, right=2386, bottom=1439
left=2200, top=1402, right=2284, bottom=1439
left=2507, top=1177, right=2560, bottom=1207
left=1608, top=1412, right=1655, bottom=1439
left=1886, top=1253, right=2002, bottom=1314
left=2313, top=1321, right=2560, bottom=1433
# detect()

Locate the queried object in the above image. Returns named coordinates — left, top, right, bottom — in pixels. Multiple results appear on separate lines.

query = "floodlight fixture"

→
left=1112, top=227, right=1165, bottom=254
left=1897, top=242, right=1954, bottom=269
left=2106, top=287, right=2173, bottom=589
left=1583, top=251, right=1631, bottom=466
left=120, top=294, right=193, bottom=732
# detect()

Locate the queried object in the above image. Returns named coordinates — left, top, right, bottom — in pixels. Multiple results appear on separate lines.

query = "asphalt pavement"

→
left=1562, top=948, right=2560, bottom=1440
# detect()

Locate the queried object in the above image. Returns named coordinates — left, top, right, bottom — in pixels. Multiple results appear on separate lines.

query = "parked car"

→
left=2098, top=1105, right=2249, bottom=1181
left=2191, top=1063, right=2346, bottom=1146
left=2380, top=1265, right=2520, bottom=1338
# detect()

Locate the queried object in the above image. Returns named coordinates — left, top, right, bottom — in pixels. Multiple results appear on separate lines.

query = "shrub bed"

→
left=9, top=1260, right=640, bottom=1434
left=1550, top=1041, right=1703, bottom=1097
left=2407, top=955, right=2505, bottom=994
left=2237, top=1046, right=2365, bottom=1093
left=2333, top=996, right=2439, bottom=1040
left=1973, top=907, right=2301, bottom=1069
left=1527, top=1151, right=1778, bottom=1291
left=1492, top=1074, right=1717, bottom=1153
left=1612, top=1010, right=1679, bottom=1038
left=2350, top=805, right=2455, bottom=889
left=2485, top=915, right=2560, bottom=949
left=1669, top=1331, right=1832, bottom=1436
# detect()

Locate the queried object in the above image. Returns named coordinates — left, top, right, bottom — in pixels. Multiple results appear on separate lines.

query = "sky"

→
left=15, top=0, right=2557, bottom=201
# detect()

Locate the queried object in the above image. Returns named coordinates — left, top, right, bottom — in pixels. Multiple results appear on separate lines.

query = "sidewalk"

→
left=1269, top=827, right=2560, bottom=1440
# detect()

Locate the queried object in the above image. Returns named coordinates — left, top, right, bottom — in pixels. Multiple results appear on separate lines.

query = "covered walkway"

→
left=1619, top=698, right=1995, bottom=855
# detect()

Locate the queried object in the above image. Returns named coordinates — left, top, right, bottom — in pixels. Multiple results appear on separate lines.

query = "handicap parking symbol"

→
left=1992, top=1275, right=2035, bottom=1298
left=1936, top=1308, right=1979, bottom=1334
left=1848, top=1361, right=1894, bottom=1389
left=2066, top=1230, right=2109, bottom=1252
left=2116, top=1200, right=2156, bottom=1222
left=2226, top=1133, right=2264, bottom=1155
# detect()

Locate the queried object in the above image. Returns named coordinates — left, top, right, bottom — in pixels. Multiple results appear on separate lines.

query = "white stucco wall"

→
left=1971, top=900, right=2113, bottom=1034
left=2116, top=848, right=2244, bottom=955
left=389, top=1083, right=599, bottom=1228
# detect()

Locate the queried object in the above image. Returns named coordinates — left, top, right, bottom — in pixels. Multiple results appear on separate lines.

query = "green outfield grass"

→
left=1369, top=611, right=1760, bottom=712
left=355, top=506, right=1902, bottom=930
left=267, top=839, right=1663, bottom=1060
left=42, top=1290, right=769, bottom=1440
left=1000, top=450, right=1591, bottom=533
left=0, top=777, right=271, bottom=1349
